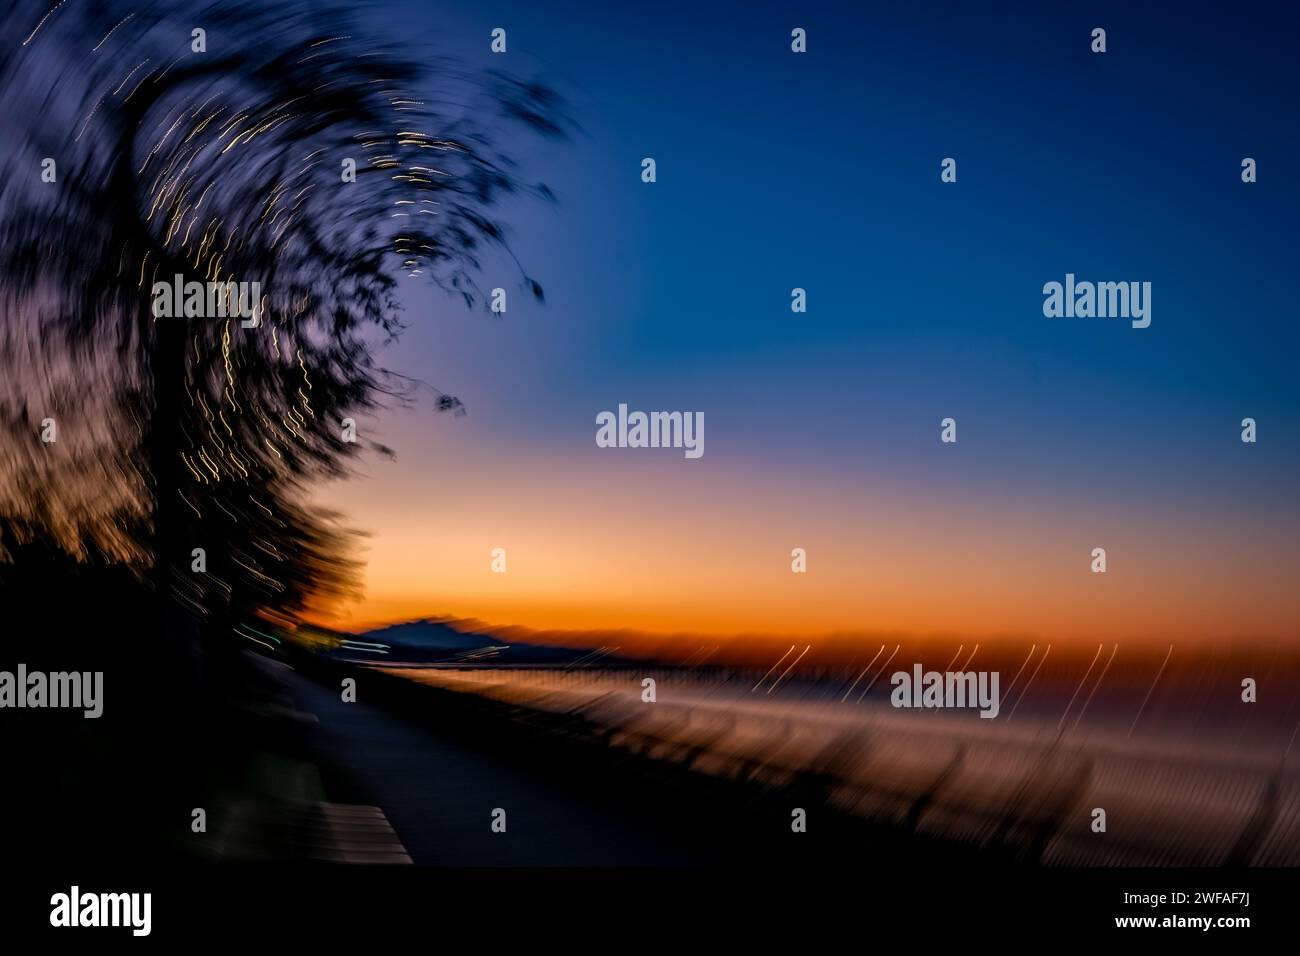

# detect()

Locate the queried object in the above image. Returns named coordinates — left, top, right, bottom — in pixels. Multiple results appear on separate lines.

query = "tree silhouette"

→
left=0, top=1, right=568, bottom=655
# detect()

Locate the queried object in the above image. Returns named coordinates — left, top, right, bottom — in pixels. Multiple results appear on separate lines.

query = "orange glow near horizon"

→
left=310, top=429, right=1300, bottom=648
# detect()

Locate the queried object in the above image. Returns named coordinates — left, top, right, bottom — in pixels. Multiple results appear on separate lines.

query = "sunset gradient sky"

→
left=316, top=0, right=1300, bottom=646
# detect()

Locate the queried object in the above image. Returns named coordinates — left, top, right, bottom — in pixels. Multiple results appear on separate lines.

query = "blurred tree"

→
left=0, top=0, right=567, bottom=661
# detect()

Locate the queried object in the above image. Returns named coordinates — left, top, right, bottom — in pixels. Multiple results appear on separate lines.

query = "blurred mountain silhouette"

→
left=339, top=618, right=610, bottom=666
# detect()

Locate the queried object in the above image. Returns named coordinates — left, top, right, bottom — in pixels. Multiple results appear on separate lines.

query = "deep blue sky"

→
left=368, top=0, right=1299, bottom=497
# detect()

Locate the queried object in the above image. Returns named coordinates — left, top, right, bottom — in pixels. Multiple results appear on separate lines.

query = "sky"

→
left=314, top=0, right=1300, bottom=645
